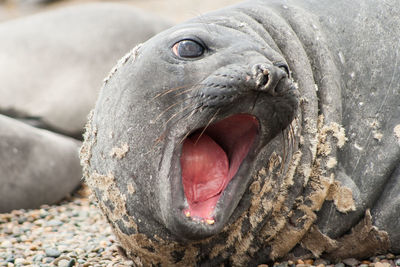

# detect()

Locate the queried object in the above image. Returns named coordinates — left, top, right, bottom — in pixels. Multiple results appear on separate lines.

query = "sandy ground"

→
left=0, top=0, right=243, bottom=23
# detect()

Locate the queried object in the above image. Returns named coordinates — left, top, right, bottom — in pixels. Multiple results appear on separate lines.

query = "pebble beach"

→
left=1, top=186, right=399, bottom=267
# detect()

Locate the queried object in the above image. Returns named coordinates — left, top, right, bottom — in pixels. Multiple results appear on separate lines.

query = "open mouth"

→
left=180, top=114, right=259, bottom=223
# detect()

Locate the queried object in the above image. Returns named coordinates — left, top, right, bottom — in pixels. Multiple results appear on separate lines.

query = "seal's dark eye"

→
left=172, top=40, right=205, bottom=59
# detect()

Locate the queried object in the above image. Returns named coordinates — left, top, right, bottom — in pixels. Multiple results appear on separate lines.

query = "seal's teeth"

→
left=206, top=219, right=215, bottom=225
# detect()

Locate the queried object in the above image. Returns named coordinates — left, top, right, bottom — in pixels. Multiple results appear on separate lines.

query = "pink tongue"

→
left=181, top=133, right=229, bottom=205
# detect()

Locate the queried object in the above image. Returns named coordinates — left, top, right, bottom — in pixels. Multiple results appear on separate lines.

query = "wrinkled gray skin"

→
left=0, top=3, right=171, bottom=212
left=85, top=0, right=399, bottom=265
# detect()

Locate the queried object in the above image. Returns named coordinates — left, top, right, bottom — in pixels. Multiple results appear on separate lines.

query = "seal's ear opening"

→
left=180, top=114, right=259, bottom=221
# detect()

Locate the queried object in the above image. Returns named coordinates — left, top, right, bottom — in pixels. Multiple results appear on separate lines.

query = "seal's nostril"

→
left=252, top=63, right=271, bottom=90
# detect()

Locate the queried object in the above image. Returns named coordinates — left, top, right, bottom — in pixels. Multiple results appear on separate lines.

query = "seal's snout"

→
left=251, top=63, right=289, bottom=95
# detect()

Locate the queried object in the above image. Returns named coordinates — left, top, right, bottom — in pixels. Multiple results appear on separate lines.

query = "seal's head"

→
left=84, top=12, right=299, bottom=259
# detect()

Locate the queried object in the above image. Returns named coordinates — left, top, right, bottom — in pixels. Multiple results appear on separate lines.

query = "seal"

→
left=0, top=3, right=171, bottom=212
left=0, top=3, right=171, bottom=137
left=81, top=0, right=400, bottom=265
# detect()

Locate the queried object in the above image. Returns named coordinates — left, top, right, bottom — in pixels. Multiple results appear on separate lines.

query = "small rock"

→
left=304, top=259, right=314, bottom=265
left=47, top=220, right=63, bottom=227
left=375, top=263, right=391, bottom=267
left=386, top=254, right=395, bottom=260
left=14, top=258, right=29, bottom=265
left=32, top=254, right=45, bottom=262
left=258, top=265, right=269, bottom=267
left=5, top=255, right=15, bottom=263
left=43, top=257, right=55, bottom=263
left=334, top=263, right=345, bottom=267
left=45, top=248, right=61, bottom=258
left=274, top=262, right=288, bottom=267
left=315, top=259, right=329, bottom=266
left=57, top=259, right=70, bottom=267
left=1, top=240, right=12, bottom=248
left=395, top=259, right=400, bottom=267
left=343, top=258, right=360, bottom=266
left=359, top=264, right=369, bottom=267
left=296, top=264, right=311, bottom=267
left=67, top=259, right=75, bottom=267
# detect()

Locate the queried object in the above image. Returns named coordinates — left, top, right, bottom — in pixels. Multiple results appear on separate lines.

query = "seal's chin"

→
left=180, top=114, right=259, bottom=224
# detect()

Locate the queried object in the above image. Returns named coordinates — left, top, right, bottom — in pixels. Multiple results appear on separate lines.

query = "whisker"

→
left=162, top=102, right=202, bottom=130
left=154, top=96, right=197, bottom=122
left=152, top=82, right=205, bottom=100
left=194, top=108, right=220, bottom=145
left=152, top=85, right=187, bottom=100
left=175, top=84, right=203, bottom=96
left=148, top=130, right=167, bottom=153
left=178, top=105, right=206, bottom=144
left=148, top=103, right=203, bottom=153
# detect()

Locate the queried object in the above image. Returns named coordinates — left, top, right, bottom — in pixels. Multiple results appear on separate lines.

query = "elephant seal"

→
left=0, top=3, right=171, bottom=137
left=0, top=3, right=171, bottom=212
left=82, top=0, right=400, bottom=265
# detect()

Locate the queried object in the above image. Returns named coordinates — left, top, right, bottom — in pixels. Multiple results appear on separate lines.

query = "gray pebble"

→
left=395, top=259, right=400, bottom=266
left=315, top=259, right=330, bottom=265
left=334, top=263, right=345, bottom=267
left=43, top=257, right=56, bottom=263
left=32, top=254, right=44, bottom=262
left=342, top=258, right=360, bottom=266
left=5, top=255, right=15, bottom=263
left=274, top=262, right=289, bottom=267
left=45, top=248, right=61, bottom=258
left=57, top=259, right=70, bottom=267
left=359, top=264, right=369, bottom=267
left=47, top=220, right=63, bottom=227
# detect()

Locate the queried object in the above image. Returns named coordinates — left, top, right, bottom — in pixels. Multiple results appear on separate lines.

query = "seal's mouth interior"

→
left=180, top=114, right=259, bottom=223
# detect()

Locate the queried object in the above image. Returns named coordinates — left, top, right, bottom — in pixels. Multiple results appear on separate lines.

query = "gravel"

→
left=0, top=187, right=134, bottom=267
left=0, top=186, right=399, bottom=267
